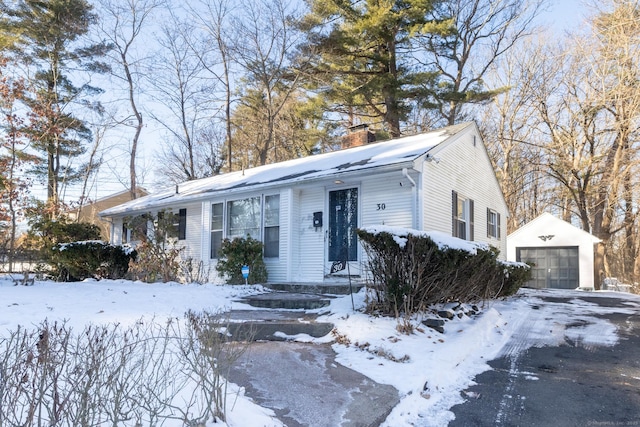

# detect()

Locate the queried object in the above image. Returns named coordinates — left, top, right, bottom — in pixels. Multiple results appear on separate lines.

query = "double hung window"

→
left=177, top=208, right=187, bottom=240
left=228, top=197, right=261, bottom=239
left=452, top=191, right=474, bottom=240
left=487, top=209, right=501, bottom=239
left=210, top=203, right=224, bottom=258
left=210, top=194, right=280, bottom=259
left=263, top=195, right=280, bottom=258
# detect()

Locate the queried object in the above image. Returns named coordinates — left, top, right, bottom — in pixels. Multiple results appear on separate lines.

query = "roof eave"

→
left=100, top=160, right=417, bottom=218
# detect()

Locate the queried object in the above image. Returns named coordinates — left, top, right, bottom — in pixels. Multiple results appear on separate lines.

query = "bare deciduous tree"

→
left=418, top=0, right=546, bottom=126
left=528, top=0, right=640, bottom=286
left=149, top=13, right=222, bottom=182
left=97, top=0, right=165, bottom=199
left=480, top=40, right=554, bottom=233
left=187, top=0, right=237, bottom=172
left=230, top=0, right=307, bottom=167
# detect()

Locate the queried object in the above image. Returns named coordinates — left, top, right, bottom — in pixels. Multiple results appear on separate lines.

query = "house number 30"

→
left=377, top=203, right=386, bottom=211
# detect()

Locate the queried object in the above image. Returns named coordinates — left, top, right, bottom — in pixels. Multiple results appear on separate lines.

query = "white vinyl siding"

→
left=361, top=171, right=413, bottom=228
left=286, top=188, right=298, bottom=281
left=181, top=203, right=202, bottom=260
left=295, top=188, right=325, bottom=282
left=359, top=171, right=414, bottom=280
left=422, top=128, right=507, bottom=256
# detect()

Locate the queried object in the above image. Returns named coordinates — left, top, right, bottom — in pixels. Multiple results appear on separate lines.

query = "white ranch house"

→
left=100, top=122, right=508, bottom=284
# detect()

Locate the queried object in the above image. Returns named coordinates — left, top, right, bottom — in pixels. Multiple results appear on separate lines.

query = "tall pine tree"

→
left=298, top=0, right=448, bottom=138
left=0, top=0, right=110, bottom=215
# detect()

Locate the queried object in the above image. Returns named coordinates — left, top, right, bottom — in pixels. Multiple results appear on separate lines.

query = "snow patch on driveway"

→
left=322, top=288, right=640, bottom=427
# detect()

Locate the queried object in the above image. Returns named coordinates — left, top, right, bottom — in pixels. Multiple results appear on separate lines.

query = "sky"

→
left=545, top=0, right=588, bottom=32
left=1, top=273, right=636, bottom=426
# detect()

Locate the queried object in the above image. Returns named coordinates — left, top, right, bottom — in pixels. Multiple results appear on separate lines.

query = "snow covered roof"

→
left=100, top=122, right=473, bottom=217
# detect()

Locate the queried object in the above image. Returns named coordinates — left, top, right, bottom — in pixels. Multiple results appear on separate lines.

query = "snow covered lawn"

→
left=1, top=276, right=637, bottom=426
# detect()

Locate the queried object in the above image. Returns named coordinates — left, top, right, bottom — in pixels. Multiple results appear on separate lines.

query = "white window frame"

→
left=452, top=191, right=474, bottom=241
left=209, top=194, right=280, bottom=259
left=263, top=194, right=280, bottom=258
left=227, top=196, right=261, bottom=240
left=487, top=208, right=501, bottom=239
left=210, top=202, right=224, bottom=259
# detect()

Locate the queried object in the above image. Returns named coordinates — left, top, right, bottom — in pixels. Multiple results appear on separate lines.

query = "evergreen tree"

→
left=298, top=0, right=448, bottom=138
left=0, top=0, right=110, bottom=215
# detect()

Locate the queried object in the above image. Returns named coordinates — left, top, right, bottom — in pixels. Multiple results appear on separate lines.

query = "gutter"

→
left=101, top=161, right=416, bottom=218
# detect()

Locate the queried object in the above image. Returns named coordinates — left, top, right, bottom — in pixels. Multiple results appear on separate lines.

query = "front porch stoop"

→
left=227, top=287, right=341, bottom=342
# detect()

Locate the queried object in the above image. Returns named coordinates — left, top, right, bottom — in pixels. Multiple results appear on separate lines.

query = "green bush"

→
left=216, top=236, right=267, bottom=284
left=50, top=241, right=137, bottom=281
left=25, top=214, right=102, bottom=252
left=499, top=260, right=533, bottom=297
left=357, top=227, right=531, bottom=316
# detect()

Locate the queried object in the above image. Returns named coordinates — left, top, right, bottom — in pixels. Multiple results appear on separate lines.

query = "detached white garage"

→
left=507, top=213, right=601, bottom=290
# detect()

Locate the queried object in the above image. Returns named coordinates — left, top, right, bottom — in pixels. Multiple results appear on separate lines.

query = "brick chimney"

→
left=341, top=124, right=376, bottom=149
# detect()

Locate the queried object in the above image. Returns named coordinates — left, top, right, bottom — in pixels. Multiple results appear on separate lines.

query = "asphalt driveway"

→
left=449, top=293, right=640, bottom=427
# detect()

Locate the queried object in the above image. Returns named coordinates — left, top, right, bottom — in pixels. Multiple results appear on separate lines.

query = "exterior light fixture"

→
left=425, top=154, right=440, bottom=164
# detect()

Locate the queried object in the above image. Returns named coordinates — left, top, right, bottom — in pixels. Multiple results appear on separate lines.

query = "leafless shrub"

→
left=171, top=310, right=251, bottom=424
left=0, top=313, right=249, bottom=426
left=180, top=257, right=211, bottom=285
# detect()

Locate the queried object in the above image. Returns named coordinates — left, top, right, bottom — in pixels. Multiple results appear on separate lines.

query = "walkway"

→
left=225, top=284, right=399, bottom=427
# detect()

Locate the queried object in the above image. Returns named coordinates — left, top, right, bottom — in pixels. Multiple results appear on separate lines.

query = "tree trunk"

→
left=384, top=37, right=400, bottom=138
left=123, top=51, right=142, bottom=200
left=593, top=242, right=606, bottom=290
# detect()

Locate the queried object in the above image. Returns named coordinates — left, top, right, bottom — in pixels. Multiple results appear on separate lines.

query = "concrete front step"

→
left=265, top=282, right=364, bottom=295
left=225, top=321, right=334, bottom=341
left=225, top=310, right=333, bottom=342
left=242, top=291, right=333, bottom=310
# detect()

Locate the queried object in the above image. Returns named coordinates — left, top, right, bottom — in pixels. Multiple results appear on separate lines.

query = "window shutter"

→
left=497, top=212, right=501, bottom=239
left=178, top=208, right=187, bottom=240
left=452, top=191, right=458, bottom=237
left=486, top=207, right=491, bottom=238
left=469, top=199, right=474, bottom=241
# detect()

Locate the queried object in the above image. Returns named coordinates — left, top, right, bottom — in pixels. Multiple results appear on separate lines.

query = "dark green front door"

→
left=328, top=188, right=358, bottom=263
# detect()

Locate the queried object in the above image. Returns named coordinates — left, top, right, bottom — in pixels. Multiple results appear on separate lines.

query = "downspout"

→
left=402, top=168, right=418, bottom=229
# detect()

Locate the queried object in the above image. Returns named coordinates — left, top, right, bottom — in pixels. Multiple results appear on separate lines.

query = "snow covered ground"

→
left=1, top=275, right=638, bottom=426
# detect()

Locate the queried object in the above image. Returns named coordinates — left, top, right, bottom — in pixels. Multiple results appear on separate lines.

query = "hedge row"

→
left=50, top=241, right=136, bottom=281
left=357, top=227, right=530, bottom=316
